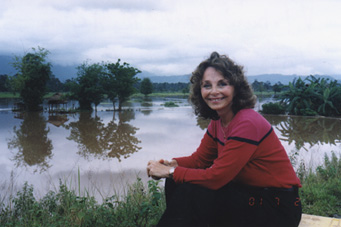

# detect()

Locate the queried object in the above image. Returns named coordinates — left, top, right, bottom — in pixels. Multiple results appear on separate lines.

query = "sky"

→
left=1, top=0, right=341, bottom=77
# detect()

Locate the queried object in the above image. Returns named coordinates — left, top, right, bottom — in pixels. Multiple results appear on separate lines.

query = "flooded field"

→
left=0, top=97, right=340, bottom=201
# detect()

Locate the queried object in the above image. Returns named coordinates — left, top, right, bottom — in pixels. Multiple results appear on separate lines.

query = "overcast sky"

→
left=1, top=0, right=341, bottom=76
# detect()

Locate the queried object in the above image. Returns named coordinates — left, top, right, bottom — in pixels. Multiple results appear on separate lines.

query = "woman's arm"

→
left=174, top=132, right=218, bottom=169
left=146, top=131, right=217, bottom=180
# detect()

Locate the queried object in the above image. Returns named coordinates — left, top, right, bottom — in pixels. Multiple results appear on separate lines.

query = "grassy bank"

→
left=0, top=178, right=165, bottom=227
left=0, top=92, right=20, bottom=99
left=298, top=152, right=341, bottom=217
left=1, top=153, right=340, bottom=226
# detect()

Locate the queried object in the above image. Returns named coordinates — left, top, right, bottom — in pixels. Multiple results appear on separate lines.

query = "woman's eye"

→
left=202, top=84, right=211, bottom=88
left=218, top=82, right=229, bottom=86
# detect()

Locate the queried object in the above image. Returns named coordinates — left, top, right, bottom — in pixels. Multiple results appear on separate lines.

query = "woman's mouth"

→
left=208, top=97, right=225, bottom=103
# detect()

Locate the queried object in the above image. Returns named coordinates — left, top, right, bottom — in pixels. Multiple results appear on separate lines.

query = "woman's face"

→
left=201, top=67, right=235, bottom=116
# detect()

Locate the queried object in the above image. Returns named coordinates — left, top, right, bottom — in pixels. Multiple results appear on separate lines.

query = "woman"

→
left=147, top=52, right=302, bottom=227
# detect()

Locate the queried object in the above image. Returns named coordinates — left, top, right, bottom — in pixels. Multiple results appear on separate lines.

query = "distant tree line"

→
left=1, top=47, right=142, bottom=111
left=0, top=47, right=191, bottom=111
left=2, top=47, right=340, bottom=117
left=251, top=80, right=286, bottom=94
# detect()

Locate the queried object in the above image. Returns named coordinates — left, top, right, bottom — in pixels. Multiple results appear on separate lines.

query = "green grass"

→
left=298, top=152, right=341, bottom=217
left=0, top=92, right=70, bottom=99
left=0, top=92, right=20, bottom=99
left=0, top=178, right=165, bottom=227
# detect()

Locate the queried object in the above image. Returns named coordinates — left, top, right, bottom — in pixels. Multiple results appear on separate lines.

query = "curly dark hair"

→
left=189, top=52, right=257, bottom=120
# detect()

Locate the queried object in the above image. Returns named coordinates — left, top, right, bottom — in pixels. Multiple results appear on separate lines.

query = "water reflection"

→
left=66, top=110, right=141, bottom=162
left=48, top=114, right=68, bottom=127
left=103, top=111, right=141, bottom=161
left=66, top=112, right=105, bottom=157
left=7, top=112, right=53, bottom=172
left=265, top=115, right=341, bottom=151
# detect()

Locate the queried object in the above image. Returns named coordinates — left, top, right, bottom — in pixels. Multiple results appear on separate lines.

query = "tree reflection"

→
left=66, top=110, right=141, bottom=161
left=271, top=116, right=341, bottom=151
left=66, top=111, right=105, bottom=158
left=8, top=112, right=53, bottom=172
left=102, top=110, right=141, bottom=161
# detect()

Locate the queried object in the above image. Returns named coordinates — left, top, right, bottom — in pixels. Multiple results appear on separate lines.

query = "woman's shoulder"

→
left=233, top=109, right=268, bottom=125
left=229, top=109, right=271, bottom=141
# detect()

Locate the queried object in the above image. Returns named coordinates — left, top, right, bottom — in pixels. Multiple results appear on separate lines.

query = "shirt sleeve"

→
left=173, top=139, right=257, bottom=190
left=173, top=131, right=218, bottom=169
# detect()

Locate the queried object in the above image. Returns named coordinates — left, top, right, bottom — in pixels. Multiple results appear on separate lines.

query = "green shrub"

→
left=299, top=152, right=341, bottom=217
left=0, top=178, right=165, bottom=227
left=261, top=102, right=285, bottom=114
left=163, top=101, right=179, bottom=107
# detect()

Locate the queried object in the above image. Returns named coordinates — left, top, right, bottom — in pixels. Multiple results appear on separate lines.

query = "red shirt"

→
left=173, top=109, right=301, bottom=190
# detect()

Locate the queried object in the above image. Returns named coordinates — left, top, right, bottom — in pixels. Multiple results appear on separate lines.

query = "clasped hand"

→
left=146, top=159, right=178, bottom=180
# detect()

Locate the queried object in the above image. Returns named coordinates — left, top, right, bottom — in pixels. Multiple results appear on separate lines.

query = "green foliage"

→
left=261, top=102, right=285, bottom=114
left=46, top=75, right=64, bottom=92
left=272, top=82, right=284, bottom=95
left=105, top=59, right=141, bottom=111
left=163, top=101, right=179, bottom=107
left=0, top=178, right=165, bottom=227
left=299, top=152, right=341, bottom=217
left=252, top=80, right=272, bottom=93
left=10, top=47, right=52, bottom=111
left=69, top=62, right=106, bottom=110
left=280, top=76, right=341, bottom=117
left=0, top=74, right=11, bottom=92
left=140, top=78, right=153, bottom=96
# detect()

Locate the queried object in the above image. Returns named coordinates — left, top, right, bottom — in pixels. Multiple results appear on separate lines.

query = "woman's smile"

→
left=201, top=67, right=235, bottom=117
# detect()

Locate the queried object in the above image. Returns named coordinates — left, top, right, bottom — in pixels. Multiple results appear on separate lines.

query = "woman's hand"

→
left=159, top=159, right=178, bottom=168
left=146, top=159, right=178, bottom=180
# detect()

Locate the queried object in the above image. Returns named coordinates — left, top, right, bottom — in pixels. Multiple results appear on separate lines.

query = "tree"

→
left=280, top=76, right=341, bottom=117
left=140, top=78, right=153, bottom=96
left=70, top=62, right=106, bottom=110
left=46, top=74, right=64, bottom=92
left=0, top=74, right=10, bottom=92
left=11, top=47, right=52, bottom=111
left=280, top=77, right=317, bottom=116
left=273, top=82, right=283, bottom=95
left=105, top=59, right=141, bottom=111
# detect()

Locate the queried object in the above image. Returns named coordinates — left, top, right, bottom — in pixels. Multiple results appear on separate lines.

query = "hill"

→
left=1, top=55, right=340, bottom=84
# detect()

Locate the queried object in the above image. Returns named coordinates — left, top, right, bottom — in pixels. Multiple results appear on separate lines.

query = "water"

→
left=0, top=97, right=340, bottom=202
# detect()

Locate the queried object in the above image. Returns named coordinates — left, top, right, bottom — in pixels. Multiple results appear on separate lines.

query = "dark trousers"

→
left=157, top=179, right=302, bottom=227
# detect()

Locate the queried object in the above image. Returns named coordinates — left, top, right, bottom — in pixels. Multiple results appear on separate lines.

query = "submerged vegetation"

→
left=1, top=154, right=340, bottom=226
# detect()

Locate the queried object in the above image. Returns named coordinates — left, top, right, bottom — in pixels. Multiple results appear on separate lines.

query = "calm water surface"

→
left=0, top=97, right=340, bottom=201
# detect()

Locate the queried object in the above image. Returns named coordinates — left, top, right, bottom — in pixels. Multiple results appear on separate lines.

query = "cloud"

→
left=0, top=0, right=341, bottom=76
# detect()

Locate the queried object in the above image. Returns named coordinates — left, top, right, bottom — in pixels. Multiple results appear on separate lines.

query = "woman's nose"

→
left=211, top=85, right=219, bottom=94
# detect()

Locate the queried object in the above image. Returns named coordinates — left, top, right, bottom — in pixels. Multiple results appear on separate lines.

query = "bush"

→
left=261, top=102, right=285, bottom=114
left=299, top=152, right=341, bottom=217
left=163, top=101, right=179, bottom=107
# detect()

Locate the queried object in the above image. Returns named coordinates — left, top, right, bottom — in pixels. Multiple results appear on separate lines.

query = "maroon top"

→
left=173, top=109, right=301, bottom=190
